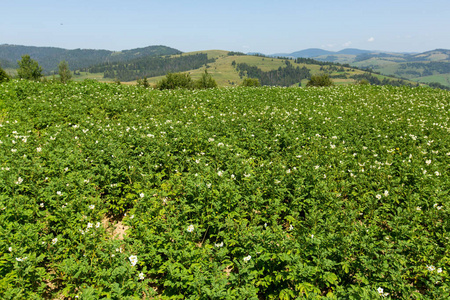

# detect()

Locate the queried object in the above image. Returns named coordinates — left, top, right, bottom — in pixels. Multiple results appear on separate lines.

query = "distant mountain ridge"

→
left=0, top=44, right=182, bottom=72
left=269, top=48, right=449, bottom=60
left=270, top=48, right=375, bottom=58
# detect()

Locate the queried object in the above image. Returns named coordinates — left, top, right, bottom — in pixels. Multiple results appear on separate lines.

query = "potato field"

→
left=0, top=80, right=449, bottom=299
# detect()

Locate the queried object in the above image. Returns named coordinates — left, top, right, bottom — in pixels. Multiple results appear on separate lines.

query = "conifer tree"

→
left=58, top=60, right=72, bottom=83
left=0, top=65, right=10, bottom=83
left=17, top=55, right=42, bottom=80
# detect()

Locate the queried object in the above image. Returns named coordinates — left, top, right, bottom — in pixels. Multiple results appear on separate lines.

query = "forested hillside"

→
left=235, top=61, right=310, bottom=86
left=89, top=53, right=215, bottom=82
left=0, top=44, right=181, bottom=73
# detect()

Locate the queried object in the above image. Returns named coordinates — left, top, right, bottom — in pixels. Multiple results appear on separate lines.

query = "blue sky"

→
left=2, top=0, right=449, bottom=54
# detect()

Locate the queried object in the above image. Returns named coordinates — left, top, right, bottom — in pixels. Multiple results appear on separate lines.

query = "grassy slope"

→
left=353, top=58, right=400, bottom=69
left=417, top=73, right=450, bottom=86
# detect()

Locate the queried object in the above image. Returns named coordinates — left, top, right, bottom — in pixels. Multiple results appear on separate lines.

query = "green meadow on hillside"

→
left=417, top=74, right=450, bottom=87
left=0, top=80, right=449, bottom=299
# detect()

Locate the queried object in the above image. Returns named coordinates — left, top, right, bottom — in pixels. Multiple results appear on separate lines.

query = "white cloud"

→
left=343, top=41, right=352, bottom=47
left=368, top=37, right=375, bottom=42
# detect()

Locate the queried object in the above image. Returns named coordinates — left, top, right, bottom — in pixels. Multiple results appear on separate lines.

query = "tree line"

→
left=153, top=70, right=217, bottom=90
left=0, top=55, right=71, bottom=83
left=88, top=54, right=214, bottom=82
left=234, top=61, right=310, bottom=86
left=294, top=57, right=352, bottom=68
left=398, top=62, right=450, bottom=77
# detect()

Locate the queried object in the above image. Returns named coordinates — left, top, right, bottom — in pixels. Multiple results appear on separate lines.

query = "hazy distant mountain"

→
left=284, top=48, right=334, bottom=58
left=269, top=48, right=450, bottom=63
left=270, top=48, right=374, bottom=58
left=246, top=52, right=265, bottom=56
left=0, top=44, right=182, bottom=73
left=336, top=48, right=373, bottom=55
left=293, top=48, right=336, bottom=57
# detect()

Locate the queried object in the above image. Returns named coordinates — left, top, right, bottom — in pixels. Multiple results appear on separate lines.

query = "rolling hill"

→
left=0, top=44, right=442, bottom=88
left=72, top=49, right=421, bottom=89
left=0, top=44, right=181, bottom=73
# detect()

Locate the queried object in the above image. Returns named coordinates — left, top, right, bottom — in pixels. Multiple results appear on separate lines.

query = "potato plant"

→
left=0, top=80, right=449, bottom=299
